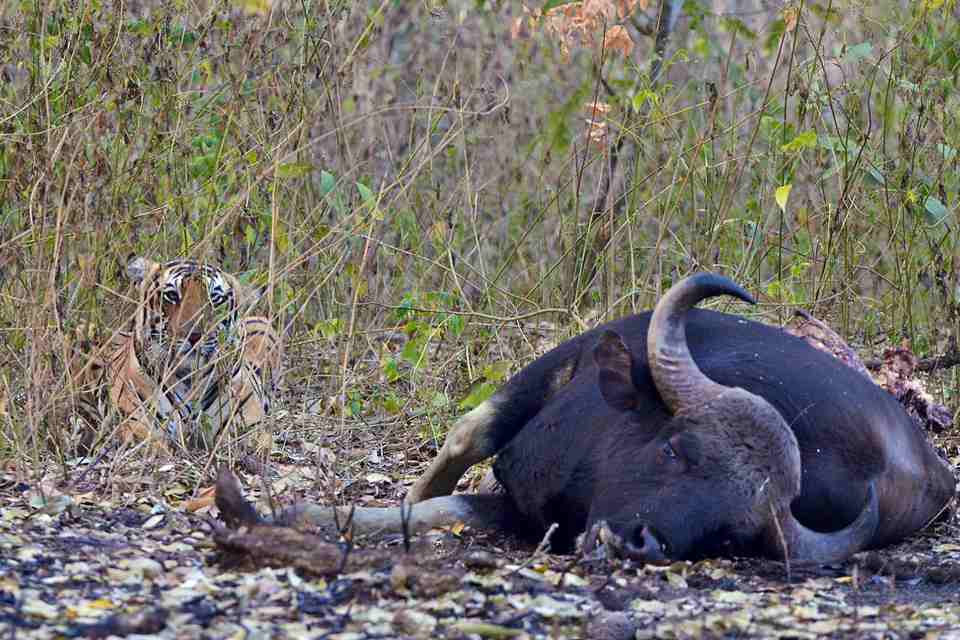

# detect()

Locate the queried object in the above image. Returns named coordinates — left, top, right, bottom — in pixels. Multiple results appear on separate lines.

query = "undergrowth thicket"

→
left=0, top=0, right=957, bottom=473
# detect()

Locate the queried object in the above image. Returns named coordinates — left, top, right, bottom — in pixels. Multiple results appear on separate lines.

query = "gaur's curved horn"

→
left=647, top=273, right=755, bottom=414
left=771, top=483, right=879, bottom=564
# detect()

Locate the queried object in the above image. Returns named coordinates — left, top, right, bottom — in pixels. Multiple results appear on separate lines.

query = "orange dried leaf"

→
left=602, top=25, right=634, bottom=57
left=510, top=16, right=525, bottom=39
left=583, top=0, right=618, bottom=23
left=184, top=485, right=217, bottom=512
left=512, top=4, right=540, bottom=40
left=183, top=496, right=216, bottom=512
left=618, top=0, right=648, bottom=17
left=783, top=6, right=799, bottom=32
left=584, top=100, right=612, bottom=118
left=585, top=119, right=609, bottom=144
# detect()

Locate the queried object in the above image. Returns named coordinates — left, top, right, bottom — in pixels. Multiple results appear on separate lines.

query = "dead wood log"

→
left=212, top=468, right=391, bottom=576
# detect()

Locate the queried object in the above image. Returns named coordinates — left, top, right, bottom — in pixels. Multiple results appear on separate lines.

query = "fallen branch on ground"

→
left=212, top=468, right=391, bottom=576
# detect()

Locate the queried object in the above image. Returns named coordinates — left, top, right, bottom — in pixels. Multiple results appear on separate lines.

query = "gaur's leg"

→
left=279, top=493, right=519, bottom=537
left=216, top=468, right=517, bottom=537
left=406, top=336, right=585, bottom=503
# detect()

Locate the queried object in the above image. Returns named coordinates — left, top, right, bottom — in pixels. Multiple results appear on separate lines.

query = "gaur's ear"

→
left=126, top=256, right=160, bottom=283
left=594, top=330, right=637, bottom=411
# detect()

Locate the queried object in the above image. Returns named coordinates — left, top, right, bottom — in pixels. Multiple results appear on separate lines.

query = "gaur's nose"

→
left=624, top=524, right=669, bottom=564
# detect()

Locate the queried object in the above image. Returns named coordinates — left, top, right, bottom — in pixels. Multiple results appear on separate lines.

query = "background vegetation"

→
left=1, top=0, right=958, bottom=477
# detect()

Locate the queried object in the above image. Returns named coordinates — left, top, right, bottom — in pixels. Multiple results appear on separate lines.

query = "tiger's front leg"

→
left=211, top=315, right=283, bottom=437
left=103, top=333, right=176, bottom=453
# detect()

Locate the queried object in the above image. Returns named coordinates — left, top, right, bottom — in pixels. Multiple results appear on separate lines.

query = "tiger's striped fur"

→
left=74, top=257, right=282, bottom=450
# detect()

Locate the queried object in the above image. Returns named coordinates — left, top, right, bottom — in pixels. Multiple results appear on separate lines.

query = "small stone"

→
left=392, top=609, right=438, bottom=636
left=390, top=562, right=413, bottom=591
left=464, top=550, right=499, bottom=571
left=124, top=557, right=165, bottom=579
left=585, top=611, right=637, bottom=640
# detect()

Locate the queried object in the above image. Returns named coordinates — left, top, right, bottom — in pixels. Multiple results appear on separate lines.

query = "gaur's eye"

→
left=662, top=441, right=677, bottom=460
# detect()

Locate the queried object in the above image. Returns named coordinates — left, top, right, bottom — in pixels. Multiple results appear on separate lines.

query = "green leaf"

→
left=382, top=393, right=402, bottom=414
left=458, top=382, right=497, bottom=411
left=320, top=170, right=337, bottom=195
left=382, top=357, right=402, bottom=383
left=356, top=182, right=374, bottom=203
left=319, top=171, right=346, bottom=213
left=843, top=42, right=873, bottom=64
left=430, top=391, right=449, bottom=409
left=775, top=184, right=792, bottom=212
left=347, top=393, right=363, bottom=417
left=764, top=18, right=786, bottom=54
left=720, top=17, right=757, bottom=40
left=189, top=153, right=217, bottom=178
left=482, top=361, right=512, bottom=383
left=315, top=318, right=342, bottom=339
left=632, top=89, right=659, bottom=113
left=781, top=131, right=818, bottom=153
left=924, top=197, right=950, bottom=225
left=127, top=19, right=153, bottom=36
left=865, top=167, right=886, bottom=186
left=275, top=162, right=312, bottom=179
left=447, top=314, right=465, bottom=337
left=808, top=3, right=841, bottom=24
left=401, top=335, right=428, bottom=368
left=356, top=182, right=384, bottom=220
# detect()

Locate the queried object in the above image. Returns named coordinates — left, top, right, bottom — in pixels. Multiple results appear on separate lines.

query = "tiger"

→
left=72, top=257, right=282, bottom=451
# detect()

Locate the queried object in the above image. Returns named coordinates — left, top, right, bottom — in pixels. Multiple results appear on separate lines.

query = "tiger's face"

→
left=71, top=256, right=281, bottom=451
left=127, top=257, right=251, bottom=377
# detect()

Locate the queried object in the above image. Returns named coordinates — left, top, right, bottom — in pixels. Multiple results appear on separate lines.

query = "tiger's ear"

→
left=126, top=256, right=160, bottom=283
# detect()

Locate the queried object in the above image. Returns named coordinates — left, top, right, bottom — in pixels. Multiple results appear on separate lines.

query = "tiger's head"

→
left=126, top=257, right=262, bottom=377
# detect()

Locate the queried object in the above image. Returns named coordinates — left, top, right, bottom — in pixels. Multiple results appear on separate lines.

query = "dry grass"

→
left=0, top=0, right=958, bottom=485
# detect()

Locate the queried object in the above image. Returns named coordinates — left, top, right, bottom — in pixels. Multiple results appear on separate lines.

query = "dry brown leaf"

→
left=183, top=485, right=217, bottom=512
left=619, top=0, right=648, bottom=18
left=584, top=100, right=612, bottom=145
left=526, top=0, right=635, bottom=59
left=783, top=6, right=799, bottom=32
left=584, top=119, right=609, bottom=144
left=602, top=25, right=634, bottom=57
left=510, top=15, right=526, bottom=40
left=585, top=100, right=612, bottom=117
left=583, top=0, right=618, bottom=23
left=511, top=4, right=540, bottom=40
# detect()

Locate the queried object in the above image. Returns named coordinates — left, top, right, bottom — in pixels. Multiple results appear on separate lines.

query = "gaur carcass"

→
left=246, top=274, right=956, bottom=564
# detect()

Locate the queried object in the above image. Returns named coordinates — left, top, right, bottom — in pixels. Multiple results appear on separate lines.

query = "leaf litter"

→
left=3, top=325, right=960, bottom=639
left=4, top=437, right=960, bottom=639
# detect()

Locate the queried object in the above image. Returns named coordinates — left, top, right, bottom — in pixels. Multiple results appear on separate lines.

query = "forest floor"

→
left=3, top=409, right=960, bottom=640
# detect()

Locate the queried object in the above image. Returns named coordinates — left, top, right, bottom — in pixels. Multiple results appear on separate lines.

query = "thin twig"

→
left=766, top=484, right=792, bottom=583
left=511, top=522, right=559, bottom=575
left=400, top=501, right=413, bottom=555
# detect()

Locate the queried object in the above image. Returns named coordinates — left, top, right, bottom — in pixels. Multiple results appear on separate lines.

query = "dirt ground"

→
left=3, top=410, right=960, bottom=640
